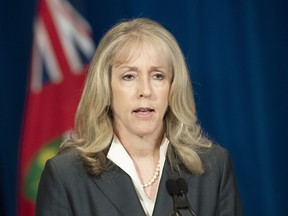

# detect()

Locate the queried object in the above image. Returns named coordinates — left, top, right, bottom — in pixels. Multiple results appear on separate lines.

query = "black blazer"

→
left=35, top=145, right=243, bottom=216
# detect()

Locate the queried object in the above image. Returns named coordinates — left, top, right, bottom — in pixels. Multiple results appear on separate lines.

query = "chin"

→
left=133, top=127, right=159, bottom=137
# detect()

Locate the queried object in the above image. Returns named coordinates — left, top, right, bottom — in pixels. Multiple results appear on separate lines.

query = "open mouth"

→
left=133, top=107, right=155, bottom=114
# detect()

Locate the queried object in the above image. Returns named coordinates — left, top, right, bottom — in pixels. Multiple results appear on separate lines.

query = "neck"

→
left=114, top=125, right=163, bottom=160
left=117, top=132, right=163, bottom=159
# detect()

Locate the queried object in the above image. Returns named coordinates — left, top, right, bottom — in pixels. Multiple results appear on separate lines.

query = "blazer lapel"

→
left=152, top=162, right=173, bottom=216
left=93, top=166, right=146, bottom=216
left=153, top=161, right=192, bottom=216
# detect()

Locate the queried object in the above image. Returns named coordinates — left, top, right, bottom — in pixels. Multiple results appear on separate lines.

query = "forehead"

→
left=112, top=37, right=169, bottom=68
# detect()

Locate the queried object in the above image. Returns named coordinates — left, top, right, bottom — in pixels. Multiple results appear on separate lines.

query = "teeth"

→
left=137, top=109, right=149, bottom=112
left=135, top=108, right=153, bottom=112
left=139, top=108, right=149, bottom=111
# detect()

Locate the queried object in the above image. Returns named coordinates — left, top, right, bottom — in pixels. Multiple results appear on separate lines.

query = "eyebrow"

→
left=116, top=65, right=167, bottom=72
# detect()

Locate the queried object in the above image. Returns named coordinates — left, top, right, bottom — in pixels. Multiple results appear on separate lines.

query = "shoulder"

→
left=183, top=145, right=243, bottom=215
left=201, top=144, right=229, bottom=159
left=186, top=145, right=238, bottom=195
left=50, top=148, right=80, bottom=166
left=44, top=148, right=88, bottom=179
left=199, top=144, right=232, bottom=175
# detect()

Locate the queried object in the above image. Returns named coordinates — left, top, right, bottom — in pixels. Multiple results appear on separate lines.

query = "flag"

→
left=18, top=0, right=95, bottom=214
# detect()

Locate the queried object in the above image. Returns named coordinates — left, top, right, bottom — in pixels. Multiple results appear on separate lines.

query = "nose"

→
left=138, top=76, right=152, bottom=98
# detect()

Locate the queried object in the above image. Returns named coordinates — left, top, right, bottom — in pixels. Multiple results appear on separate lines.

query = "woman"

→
left=36, top=18, right=243, bottom=216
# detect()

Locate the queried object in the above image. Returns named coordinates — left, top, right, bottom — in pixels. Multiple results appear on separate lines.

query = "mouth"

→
left=133, top=107, right=155, bottom=114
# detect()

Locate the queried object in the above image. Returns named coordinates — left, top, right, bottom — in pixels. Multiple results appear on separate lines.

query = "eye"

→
left=122, top=73, right=135, bottom=81
left=153, top=72, right=165, bottom=80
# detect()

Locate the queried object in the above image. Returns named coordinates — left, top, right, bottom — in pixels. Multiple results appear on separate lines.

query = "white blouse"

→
left=107, top=135, right=169, bottom=216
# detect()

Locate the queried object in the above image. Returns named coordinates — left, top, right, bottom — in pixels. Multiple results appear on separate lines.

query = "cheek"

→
left=164, top=88, right=170, bottom=108
left=112, top=89, right=128, bottom=105
left=111, top=89, right=122, bottom=112
left=111, top=82, right=123, bottom=101
left=161, top=85, right=170, bottom=101
left=158, top=90, right=170, bottom=110
left=111, top=90, right=129, bottom=112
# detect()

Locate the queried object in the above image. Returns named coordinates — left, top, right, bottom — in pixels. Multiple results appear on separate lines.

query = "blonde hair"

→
left=60, top=18, right=212, bottom=175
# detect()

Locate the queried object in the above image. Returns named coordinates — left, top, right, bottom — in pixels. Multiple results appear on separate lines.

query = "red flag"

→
left=18, top=0, right=95, bottom=215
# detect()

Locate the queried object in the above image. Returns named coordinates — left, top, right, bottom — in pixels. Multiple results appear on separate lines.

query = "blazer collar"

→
left=93, top=161, right=191, bottom=216
left=92, top=166, right=146, bottom=216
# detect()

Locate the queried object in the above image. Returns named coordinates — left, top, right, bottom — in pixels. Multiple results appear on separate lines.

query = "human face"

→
left=111, top=44, right=171, bottom=138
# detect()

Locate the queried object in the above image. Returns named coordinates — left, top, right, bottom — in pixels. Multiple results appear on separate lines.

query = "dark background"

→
left=1, top=0, right=288, bottom=215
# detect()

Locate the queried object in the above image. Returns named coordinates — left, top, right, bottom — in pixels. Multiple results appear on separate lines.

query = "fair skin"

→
left=111, top=43, right=171, bottom=200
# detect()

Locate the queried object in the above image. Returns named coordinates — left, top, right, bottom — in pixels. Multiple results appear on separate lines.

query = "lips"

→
left=133, top=107, right=155, bottom=114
